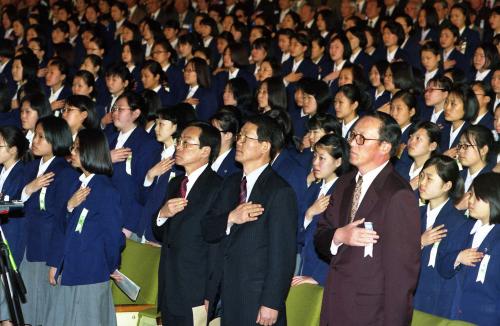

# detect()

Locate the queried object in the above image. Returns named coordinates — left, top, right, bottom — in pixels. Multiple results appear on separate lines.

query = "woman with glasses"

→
left=441, top=85, right=479, bottom=156
left=107, top=91, right=162, bottom=239
left=414, top=155, right=466, bottom=318
left=61, top=95, right=99, bottom=140
left=422, top=76, right=451, bottom=127
left=455, top=125, right=495, bottom=210
left=182, top=57, right=218, bottom=122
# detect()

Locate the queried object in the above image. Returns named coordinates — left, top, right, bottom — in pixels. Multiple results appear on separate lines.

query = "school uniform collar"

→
left=425, top=199, right=448, bottom=229
left=79, top=173, right=95, bottom=188
left=37, top=156, right=56, bottom=177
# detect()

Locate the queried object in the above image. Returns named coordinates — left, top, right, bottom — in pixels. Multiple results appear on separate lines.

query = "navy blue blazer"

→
left=51, top=174, right=125, bottom=286
left=400, top=37, right=421, bottom=69
left=474, top=111, right=494, bottom=131
left=24, top=157, right=79, bottom=263
left=0, top=60, right=16, bottom=99
left=372, top=47, right=409, bottom=64
left=419, top=106, right=448, bottom=128
left=298, top=180, right=336, bottom=286
left=108, top=128, right=162, bottom=232
left=443, top=49, right=469, bottom=76
left=289, top=108, right=309, bottom=140
left=289, top=148, right=313, bottom=171
left=165, top=64, right=186, bottom=103
left=95, top=77, right=110, bottom=107
left=0, top=162, right=26, bottom=265
left=460, top=163, right=494, bottom=191
left=282, top=58, right=319, bottom=81
left=129, top=66, right=144, bottom=93
left=437, top=221, right=500, bottom=325
left=351, top=51, right=372, bottom=75
left=214, top=69, right=257, bottom=105
left=370, top=88, right=391, bottom=112
left=316, top=55, right=333, bottom=80
left=44, top=85, right=72, bottom=103
left=272, top=148, right=308, bottom=223
left=440, top=122, right=469, bottom=151
left=138, top=165, right=183, bottom=242
left=459, top=27, right=480, bottom=62
left=215, top=148, right=241, bottom=178
left=0, top=110, right=21, bottom=128
left=468, top=69, right=492, bottom=86
left=413, top=28, right=439, bottom=44
left=157, top=86, right=176, bottom=108
left=181, top=86, right=218, bottom=122
left=414, top=201, right=467, bottom=318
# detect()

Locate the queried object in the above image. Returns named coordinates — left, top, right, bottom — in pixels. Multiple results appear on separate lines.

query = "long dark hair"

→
left=76, top=129, right=113, bottom=176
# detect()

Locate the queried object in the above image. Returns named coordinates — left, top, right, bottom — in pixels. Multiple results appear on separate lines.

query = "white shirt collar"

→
left=386, top=47, right=398, bottom=63
left=161, top=144, right=175, bottom=160
left=162, top=63, right=170, bottom=72
left=409, top=161, right=423, bottom=180
left=281, top=52, right=290, bottom=63
left=333, top=60, right=346, bottom=72
left=319, top=177, right=337, bottom=197
left=116, top=18, right=125, bottom=30
left=211, top=148, right=232, bottom=172
left=473, top=111, right=488, bottom=125
left=449, top=121, right=465, bottom=148
left=350, top=49, right=361, bottom=63
left=421, top=28, right=431, bottom=41
left=203, top=36, right=213, bottom=48
left=228, top=68, right=239, bottom=79
left=37, top=156, right=56, bottom=177
left=115, top=126, right=136, bottom=149
left=342, top=116, right=359, bottom=138
left=26, top=129, right=34, bottom=147
left=49, top=85, right=64, bottom=103
left=430, top=107, right=443, bottom=123
left=465, top=167, right=483, bottom=191
left=185, top=163, right=209, bottom=197
left=470, top=220, right=495, bottom=249
left=475, top=69, right=491, bottom=81
left=0, top=60, right=9, bottom=74
left=243, top=163, right=269, bottom=202
left=153, top=85, right=162, bottom=93
left=401, top=123, right=412, bottom=135
left=425, top=199, right=449, bottom=230
left=186, top=85, right=199, bottom=99
left=425, top=69, right=438, bottom=87
left=79, top=173, right=95, bottom=188
left=292, top=58, right=303, bottom=73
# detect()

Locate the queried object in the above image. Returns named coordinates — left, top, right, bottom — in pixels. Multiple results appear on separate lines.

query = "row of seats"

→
left=112, top=240, right=475, bottom=326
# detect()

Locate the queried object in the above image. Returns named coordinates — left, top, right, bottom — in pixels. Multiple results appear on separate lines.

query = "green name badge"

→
left=39, top=187, right=47, bottom=211
left=126, top=154, right=132, bottom=175
left=75, top=208, right=89, bottom=233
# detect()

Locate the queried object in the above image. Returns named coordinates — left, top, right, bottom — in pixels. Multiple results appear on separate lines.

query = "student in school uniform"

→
left=19, top=116, right=79, bottom=325
left=136, top=104, right=196, bottom=243
left=61, top=95, right=100, bottom=140
left=107, top=91, right=162, bottom=238
left=437, top=172, right=500, bottom=325
left=282, top=33, right=319, bottom=90
left=141, top=60, right=176, bottom=108
left=19, top=93, right=52, bottom=148
left=0, top=126, right=30, bottom=323
left=181, top=57, right=218, bottom=122
left=45, top=128, right=124, bottom=326
left=368, top=61, right=391, bottom=112
left=439, top=23, right=468, bottom=76
left=294, top=135, right=350, bottom=287
left=210, top=107, right=242, bottom=178
left=449, top=3, right=480, bottom=63
left=422, top=76, right=451, bottom=127
left=414, top=155, right=467, bottom=318
left=151, top=39, right=186, bottom=103
left=45, top=57, right=72, bottom=114
left=471, top=81, right=495, bottom=131
left=440, top=85, right=478, bottom=155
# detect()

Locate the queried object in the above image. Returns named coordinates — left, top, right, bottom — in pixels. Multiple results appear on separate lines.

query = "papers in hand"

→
left=113, top=270, right=141, bottom=301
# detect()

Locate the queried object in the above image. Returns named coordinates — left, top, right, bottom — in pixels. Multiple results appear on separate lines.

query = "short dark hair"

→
left=462, top=125, right=495, bottom=164
left=20, top=92, right=52, bottom=119
left=74, top=69, right=97, bottom=99
left=246, top=115, right=285, bottom=160
left=186, top=57, right=211, bottom=89
left=302, top=79, right=332, bottom=114
left=471, top=172, right=500, bottom=224
left=211, top=107, right=241, bottom=135
left=36, top=116, right=73, bottom=157
left=0, top=125, right=30, bottom=162
left=409, top=121, right=441, bottom=155
left=259, top=77, right=287, bottom=112
left=116, top=91, right=147, bottom=127
left=14, top=53, right=38, bottom=82
left=157, top=103, right=197, bottom=139
left=314, top=134, right=351, bottom=175
left=65, top=95, right=100, bottom=129
left=422, top=155, right=465, bottom=202
left=365, top=112, right=401, bottom=157
left=448, top=85, right=479, bottom=122
left=307, top=113, right=342, bottom=137
left=291, top=32, right=311, bottom=58
left=186, top=121, right=221, bottom=164
left=76, top=128, right=113, bottom=176
left=345, top=26, right=367, bottom=49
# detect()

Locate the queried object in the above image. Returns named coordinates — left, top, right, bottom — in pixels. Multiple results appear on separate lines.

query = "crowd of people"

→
left=0, top=0, right=499, bottom=325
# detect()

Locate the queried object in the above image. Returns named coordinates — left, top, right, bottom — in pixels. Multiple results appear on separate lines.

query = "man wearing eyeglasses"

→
left=152, top=121, right=223, bottom=326
left=315, top=112, right=421, bottom=326
left=202, top=115, right=297, bottom=326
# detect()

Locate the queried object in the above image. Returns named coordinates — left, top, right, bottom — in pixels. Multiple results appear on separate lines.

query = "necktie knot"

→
left=239, top=176, right=247, bottom=204
left=180, top=176, right=189, bottom=198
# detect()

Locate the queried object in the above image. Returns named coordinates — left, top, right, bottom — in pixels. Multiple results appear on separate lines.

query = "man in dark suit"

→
left=314, top=112, right=421, bottom=325
left=203, top=115, right=298, bottom=326
left=152, top=122, right=223, bottom=325
left=125, top=0, right=147, bottom=25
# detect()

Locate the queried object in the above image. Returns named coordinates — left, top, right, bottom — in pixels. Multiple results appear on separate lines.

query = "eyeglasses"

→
left=236, top=133, right=260, bottom=143
left=61, top=106, right=81, bottom=114
left=175, top=138, right=201, bottom=149
left=457, top=143, right=477, bottom=151
left=348, top=131, right=381, bottom=145
left=110, top=105, right=132, bottom=113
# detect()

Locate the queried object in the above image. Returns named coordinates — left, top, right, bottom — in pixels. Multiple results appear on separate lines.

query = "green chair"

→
left=286, top=284, right=324, bottom=326
left=112, top=239, right=161, bottom=305
left=411, top=310, right=476, bottom=326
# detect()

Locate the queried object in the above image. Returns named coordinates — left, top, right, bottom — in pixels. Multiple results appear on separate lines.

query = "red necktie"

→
left=239, top=177, right=247, bottom=204
left=179, top=176, right=189, bottom=198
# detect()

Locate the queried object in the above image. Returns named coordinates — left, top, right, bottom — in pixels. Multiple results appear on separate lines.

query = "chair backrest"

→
left=285, top=284, right=324, bottom=326
left=411, top=310, right=475, bottom=326
left=112, top=239, right=161, bottom=305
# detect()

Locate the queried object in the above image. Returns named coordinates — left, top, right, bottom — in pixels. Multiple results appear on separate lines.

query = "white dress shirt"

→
left=48, top=86, right=64, bottom=103
left=425, top=199, right=448, bottom=230
left=0, top=161, right=19, bottom=195
left=342, top=116, right=359, bottom=138
left=211, top=148, right=232, bottom=173
left=304, top=178, right=337, bottom=229
left=430, top=108, right=443, bottom=124
left=21, top=156, right=56, bottom=202
left=449, top=122, right=465, bottom=148
left=115, top=127, right=136, bottom=149
left=470, top=220, right=495, bottom=249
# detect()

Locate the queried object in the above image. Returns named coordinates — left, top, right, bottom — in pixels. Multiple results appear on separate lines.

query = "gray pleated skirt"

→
left=19, top=258, right=52, bottom=326
left=44, top=281, right=116, bottom=326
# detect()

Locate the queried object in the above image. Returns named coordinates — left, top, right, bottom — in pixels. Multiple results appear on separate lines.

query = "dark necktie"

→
left=179, top=176, right=189, bottom=198
left=349, top=175, right=363, bottom=223
left=239, top=176, right=247, bottom=204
